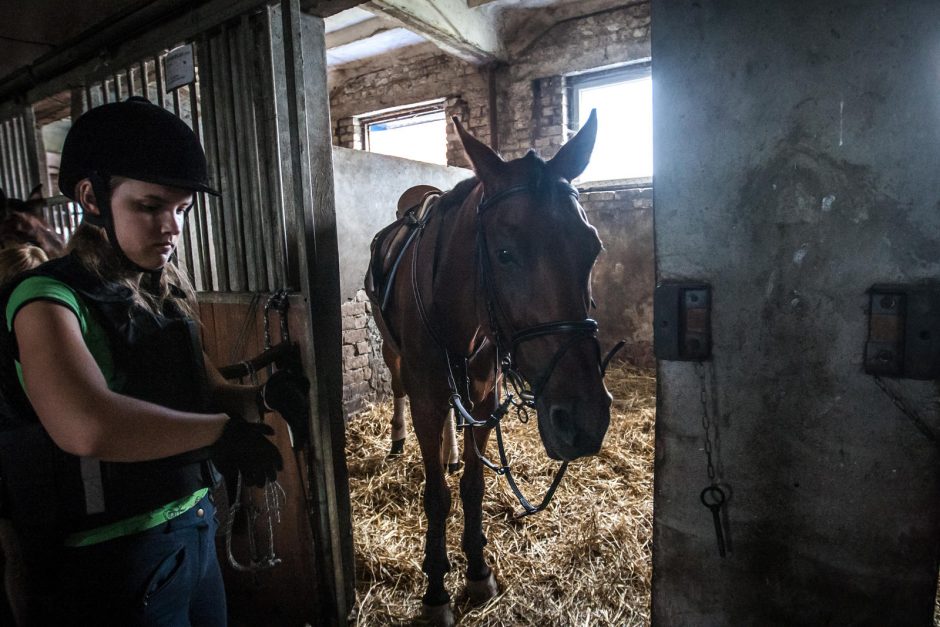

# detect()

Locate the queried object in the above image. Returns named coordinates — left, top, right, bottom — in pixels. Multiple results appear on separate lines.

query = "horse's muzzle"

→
left=536, top=393, right=611, bottom=461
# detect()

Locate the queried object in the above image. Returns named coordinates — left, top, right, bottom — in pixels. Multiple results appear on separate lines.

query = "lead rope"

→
left=224, top=291, right=290, bottom=572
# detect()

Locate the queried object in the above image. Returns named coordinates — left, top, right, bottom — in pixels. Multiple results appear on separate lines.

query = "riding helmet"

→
left=58, top=96, right=219, bottom=199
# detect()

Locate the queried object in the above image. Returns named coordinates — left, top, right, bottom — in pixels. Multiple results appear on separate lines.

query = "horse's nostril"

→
left=550, top=404, right=576, bottom=447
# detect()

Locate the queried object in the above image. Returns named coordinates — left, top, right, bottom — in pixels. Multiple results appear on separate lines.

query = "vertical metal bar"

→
left=278, top=3, right=354, bottom=623
left=257, top=12, right=284, bottom=291
left=0, top=120, right=11, bottom=195
left=138, top=61, right=147, bottom=98
left=232, top=15, right=262, bottom=292
left=12, top=115, right=29, bottom=198
left=124, top=67, right=133, bottom=97
left=188, top=67, right=211, bottom=291
left=155, top=54, right=166, bottom=109
left=216, top=25, right=246, bottom=291
left=197, top=33, right=223, bottom=291
left=92, top=82, right=105, bottom=108
left=22, top=106, right=45, bottom=198
left=171, top=81, right=197, bottom=284
left=143, top=59, right=153, bottom=102
left=7, top=117, right=21, bottom=198
left=2, top=121, right=15, bottom=196
left=111, top=74, right=120, bottom=102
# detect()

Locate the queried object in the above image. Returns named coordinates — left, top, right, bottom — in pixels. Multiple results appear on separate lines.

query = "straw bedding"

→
left=346, top=364, right=656, bottom=626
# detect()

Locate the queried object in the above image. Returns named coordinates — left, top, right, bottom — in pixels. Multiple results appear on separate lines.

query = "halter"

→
left=414, top=181, right=621, bottom=517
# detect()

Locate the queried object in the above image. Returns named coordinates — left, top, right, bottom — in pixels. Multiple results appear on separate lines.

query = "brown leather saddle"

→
left=365, top=185, right=442, bottom=320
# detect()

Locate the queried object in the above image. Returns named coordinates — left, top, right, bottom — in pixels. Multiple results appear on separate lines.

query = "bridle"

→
left=411, top=181, right=623, bottom=517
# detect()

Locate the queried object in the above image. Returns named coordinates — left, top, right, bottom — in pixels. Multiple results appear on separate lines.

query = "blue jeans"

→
left=52, top=495, right=226, bottom=627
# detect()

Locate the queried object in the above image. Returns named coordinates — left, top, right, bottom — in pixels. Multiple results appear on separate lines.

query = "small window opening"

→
left=569, top=63, right=652, bottom=184
left=361, top=100, right=447, bottom=165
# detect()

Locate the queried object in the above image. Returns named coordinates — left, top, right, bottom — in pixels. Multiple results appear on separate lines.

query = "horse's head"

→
left=454, top=112, right=611, bottom=461
left=0, top=187, right=65, bottom=258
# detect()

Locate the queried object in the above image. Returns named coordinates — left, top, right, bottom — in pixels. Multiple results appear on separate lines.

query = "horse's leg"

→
left=460, top=392, right=499, bottom=605
left=383, top=342, right=407, bottom=457
left=440, top=408, right=461, bottom=473
left=412, top=400, right=455, bottom=625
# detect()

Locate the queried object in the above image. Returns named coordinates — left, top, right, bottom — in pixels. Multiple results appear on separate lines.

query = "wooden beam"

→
left=300, top=0, right=367, bottom=17
left=325, top=15, right=394, bottom=49
left=367, top=0, right=504, bottom=64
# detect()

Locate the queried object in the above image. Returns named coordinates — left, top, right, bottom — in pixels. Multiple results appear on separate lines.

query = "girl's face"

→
left=108, top=178, right=193, bottom=270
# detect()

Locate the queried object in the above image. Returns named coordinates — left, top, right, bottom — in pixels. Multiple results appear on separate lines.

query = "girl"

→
left=0, top=97, right=283, bottom=626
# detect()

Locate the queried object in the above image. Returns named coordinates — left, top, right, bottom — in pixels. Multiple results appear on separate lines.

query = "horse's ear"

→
left=452, top=116, right=505, bottom=182
left=548, top=109, right=597, bottom=182
left=27, top=184, right=42, bottom=201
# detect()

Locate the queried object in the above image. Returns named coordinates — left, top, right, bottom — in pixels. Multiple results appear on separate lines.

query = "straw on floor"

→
left=346, top=363, right=656, bottom=626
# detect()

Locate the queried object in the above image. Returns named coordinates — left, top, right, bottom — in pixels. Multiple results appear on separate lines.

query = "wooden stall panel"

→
left=199, top=296, right=320, bottom=626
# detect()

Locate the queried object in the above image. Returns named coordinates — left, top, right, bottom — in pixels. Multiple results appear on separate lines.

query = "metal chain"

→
left=223, top=290, right=292, bottom=573
left=695, top=361, right=717, bottom=484
left=224, top=469, right=286, bottom=572
left=872, top=375, right=940, bottom=449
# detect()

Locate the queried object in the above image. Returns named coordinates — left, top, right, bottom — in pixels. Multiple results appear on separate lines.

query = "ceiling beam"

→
left=366, top=0, right=504, bottom=64
left=325, top=15, right=395, bottom=48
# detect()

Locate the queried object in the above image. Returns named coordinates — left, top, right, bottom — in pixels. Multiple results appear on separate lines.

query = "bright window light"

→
left=573, top=67, right=652, bottom=183
left=366, top=109, right=447, bottom=165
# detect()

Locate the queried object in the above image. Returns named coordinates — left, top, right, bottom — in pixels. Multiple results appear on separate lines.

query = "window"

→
left=569, top=63, right=652, bottom=183
left=361, top=100, right=447, bottom=165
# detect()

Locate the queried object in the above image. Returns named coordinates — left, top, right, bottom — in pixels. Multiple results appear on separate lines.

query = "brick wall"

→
left=341, top=290, right=392, bottom=416
left=497, top=3, right=651, bottom=159
left=332, top=2, right=654, bottom=415
left=330, top=50, right=491, bottom=169
left=582, top=186, right=655, bottom=367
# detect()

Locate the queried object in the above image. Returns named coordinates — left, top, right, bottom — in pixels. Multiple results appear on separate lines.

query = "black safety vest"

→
left=0, top=254, right=214, bottom=539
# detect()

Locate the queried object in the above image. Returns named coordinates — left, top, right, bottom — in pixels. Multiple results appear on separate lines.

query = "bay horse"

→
left=366, top=111, right=611, bottom=625
left=0, top=186, right=66, bottom=258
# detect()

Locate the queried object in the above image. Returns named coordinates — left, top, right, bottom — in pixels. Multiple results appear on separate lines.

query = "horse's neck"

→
left=427, top=186, right=485, bottom=354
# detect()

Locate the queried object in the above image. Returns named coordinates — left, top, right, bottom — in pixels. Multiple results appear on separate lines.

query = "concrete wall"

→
left=332, top=146, right=471, bottom=414
left=652, top=1, right=940, bottom=624
left=333, top=146, right=472, bottom=301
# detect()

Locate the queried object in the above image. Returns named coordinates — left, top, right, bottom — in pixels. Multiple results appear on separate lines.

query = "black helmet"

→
left=59, top=96, right=219, bottom=198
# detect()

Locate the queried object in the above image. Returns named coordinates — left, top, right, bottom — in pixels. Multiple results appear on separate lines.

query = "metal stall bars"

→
left=0, top=107, right=42, bottom=202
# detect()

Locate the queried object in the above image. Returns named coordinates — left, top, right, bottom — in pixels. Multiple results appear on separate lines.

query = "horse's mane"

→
left=435, top=176, right=480, bottom=214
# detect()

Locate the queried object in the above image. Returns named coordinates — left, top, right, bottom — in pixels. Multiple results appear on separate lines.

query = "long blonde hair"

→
left=67, top=222, right=199, bottom=320
left=0, top=245, right=49, bottom=285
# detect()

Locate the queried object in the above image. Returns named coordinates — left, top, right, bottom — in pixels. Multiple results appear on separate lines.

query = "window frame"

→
left=567, top=61, right=653, bottom=189
left=359, top=99, right=447, bottom=163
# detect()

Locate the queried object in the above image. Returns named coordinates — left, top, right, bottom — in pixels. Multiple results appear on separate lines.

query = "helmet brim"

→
left=122, top=173, right=221, bottom=197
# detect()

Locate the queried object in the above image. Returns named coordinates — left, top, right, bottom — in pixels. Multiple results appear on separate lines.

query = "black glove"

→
left=211, top=417, right=283, bottom=488
left=259, top=369, right=310, bottom=446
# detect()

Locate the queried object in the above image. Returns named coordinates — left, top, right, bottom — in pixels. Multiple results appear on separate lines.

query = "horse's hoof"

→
left=466, top=570, right=498, bottom=605
left=387, top=438, right=405, bottom=458
left=421, top=601, right=455, bottom=627
left=447, top=462, right=462, bottom=474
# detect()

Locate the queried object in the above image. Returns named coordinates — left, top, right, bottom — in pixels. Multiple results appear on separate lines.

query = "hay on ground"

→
left=347, top=363, right=655, bottom=626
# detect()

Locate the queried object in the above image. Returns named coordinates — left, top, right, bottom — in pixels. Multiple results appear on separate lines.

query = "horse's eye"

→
left=497, top=249, right=514, bottom=265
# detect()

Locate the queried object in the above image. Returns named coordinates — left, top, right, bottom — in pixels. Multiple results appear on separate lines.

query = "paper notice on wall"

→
left=164, top=44, right=195, bottom=92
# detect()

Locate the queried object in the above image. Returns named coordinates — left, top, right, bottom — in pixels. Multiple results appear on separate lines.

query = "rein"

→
left=410, top=181, right=622, bottom=517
